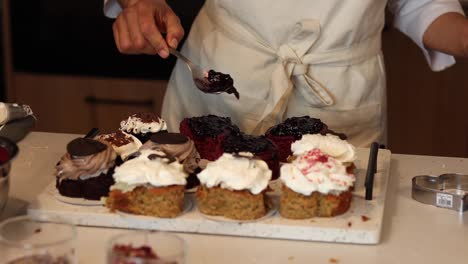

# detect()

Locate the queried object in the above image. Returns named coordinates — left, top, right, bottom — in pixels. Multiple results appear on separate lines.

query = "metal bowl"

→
left=0, top=136, right=19, bottom=215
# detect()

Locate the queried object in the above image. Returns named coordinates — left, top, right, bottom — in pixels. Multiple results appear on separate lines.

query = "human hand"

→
left=113, top=0, right=184, bottom=58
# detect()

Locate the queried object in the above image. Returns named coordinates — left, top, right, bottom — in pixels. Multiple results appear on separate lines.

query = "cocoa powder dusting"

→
left=102, top=131, right=134, bottom=147
left=133, top=113, right=161, bottom=123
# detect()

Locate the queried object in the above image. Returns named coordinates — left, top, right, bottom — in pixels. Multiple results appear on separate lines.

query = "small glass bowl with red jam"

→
left=107, top=231, right=186, bottom=264
left=0, top=215, right=77, bottom=264
left=0, top=136, right=19, bottom=215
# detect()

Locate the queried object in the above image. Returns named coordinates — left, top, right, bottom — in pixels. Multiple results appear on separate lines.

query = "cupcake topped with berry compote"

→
left=222, top=133, right=280, bottom=179
left=179, top=115, right=240, bottom=161
left=265, top=116, right=346, bottom=162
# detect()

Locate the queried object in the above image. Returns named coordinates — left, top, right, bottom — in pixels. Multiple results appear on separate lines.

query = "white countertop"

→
left=2, top=132, right=468, bottom=264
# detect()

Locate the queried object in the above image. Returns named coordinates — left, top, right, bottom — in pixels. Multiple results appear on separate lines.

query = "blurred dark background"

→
left=0, top=0, right=4, bottom=101
left=8, top=0, right=203, bottom=80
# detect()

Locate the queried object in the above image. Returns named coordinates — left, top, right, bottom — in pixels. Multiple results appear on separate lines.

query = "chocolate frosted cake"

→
left=265, top=116, right=345, bottom=162
left=179, top=115, right=240, bottom=161
left=140, top=132, right=202, bottom=189
left=55, top=137, right=117, bottom=200
left=222, top=133, right=280, bottom=179
left=120, top=112, right=167, bottom=143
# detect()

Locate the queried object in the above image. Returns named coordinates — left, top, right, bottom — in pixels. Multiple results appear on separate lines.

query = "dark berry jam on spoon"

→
left=195, top=70, right=240, bottom=99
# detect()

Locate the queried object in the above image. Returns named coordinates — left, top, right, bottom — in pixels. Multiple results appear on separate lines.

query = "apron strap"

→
left=205, top=0, right=382, bottom=135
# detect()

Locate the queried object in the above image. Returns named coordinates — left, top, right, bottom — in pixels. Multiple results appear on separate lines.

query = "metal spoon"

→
left=169, top=48, right=240, bottom=99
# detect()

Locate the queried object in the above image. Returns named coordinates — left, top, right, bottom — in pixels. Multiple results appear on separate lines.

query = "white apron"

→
left=161, top=0, right=388, bottom=147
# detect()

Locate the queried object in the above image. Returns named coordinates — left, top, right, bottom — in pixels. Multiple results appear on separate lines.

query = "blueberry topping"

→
left=266, top=116, right=327, bottom=138
left=186, top=115, right=240, bottom=138
left=195, top=70, right=240, bottom=99
left=223, top=134, right=275, bottom=154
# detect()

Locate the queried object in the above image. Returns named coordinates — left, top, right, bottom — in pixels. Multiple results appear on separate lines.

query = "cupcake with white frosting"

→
left=196, top=152, right=272, bottom=220
left=120, top=112, right=167, bottom=143
left=279, top=134, right=356, bottom=219
left=139, top=132, right=203, bottom=189
left=105, top=149, right=187, bottom=218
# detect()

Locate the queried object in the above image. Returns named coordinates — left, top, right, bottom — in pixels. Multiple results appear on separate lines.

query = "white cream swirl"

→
left=197, top=153, right=272, bottom=195
left=280, top=149, right=355, bottom=196
left=112, top=149, right=187, bottom=191
left=120, top=114, right=167, bottom=134
left=291, top=134, right=356, bottom=163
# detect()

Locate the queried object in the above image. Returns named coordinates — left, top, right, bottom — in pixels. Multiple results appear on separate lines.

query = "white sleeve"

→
left=388, top=0, right=465, bottom=71
left=103, top=0, right=122, bottom=19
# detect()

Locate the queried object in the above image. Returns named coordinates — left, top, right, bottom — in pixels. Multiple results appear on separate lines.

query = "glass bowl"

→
left=107, top=230, right=186, bottom=264
left=0, top=215, right=77, bottom=264
left=0, top=136, right=19, bottom=216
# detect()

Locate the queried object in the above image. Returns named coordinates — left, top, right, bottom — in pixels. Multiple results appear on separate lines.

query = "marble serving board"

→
left=28, top=148, right=391, bottom=244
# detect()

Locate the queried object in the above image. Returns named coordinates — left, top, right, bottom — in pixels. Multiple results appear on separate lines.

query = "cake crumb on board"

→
left=329, top=257, right=339, bottom=263
left=361, top=215, right=370, bottom=222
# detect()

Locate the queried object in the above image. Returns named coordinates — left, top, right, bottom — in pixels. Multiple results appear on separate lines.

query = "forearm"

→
left=423, top=12, right=468, bottom=57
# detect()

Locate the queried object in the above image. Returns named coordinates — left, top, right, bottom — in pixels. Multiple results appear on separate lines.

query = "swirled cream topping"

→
left=140, top=139, right=200, bottom=174
left=120, top=113, right=167, bottom=134
left=55, top=140, right=116, bottom=181
left=280, top=149, right=355, bottom=196
left=291, top=134, right=356, bottom=164
left=112, top=149, right=187, bottom=192
left=96, top=131, right=142, bottom=160
left=197, top=152, right=272, bottom=195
